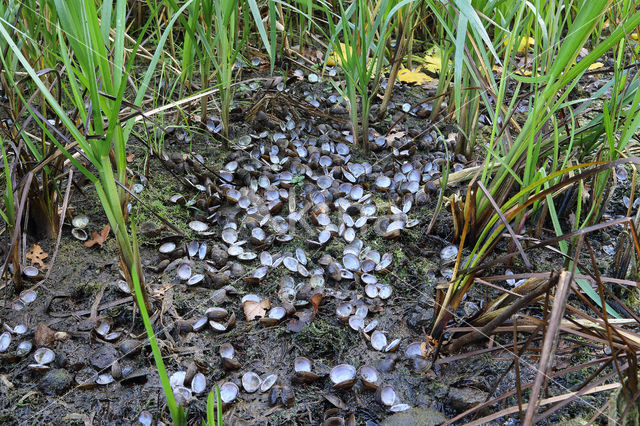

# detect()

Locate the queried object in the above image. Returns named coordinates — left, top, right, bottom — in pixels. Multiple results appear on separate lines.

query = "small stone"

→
left=212, top=273, right=230, bottom=288
left=447, top=387, right=488, bottom=411
left=91, top=345, right=118, bottom=370
left=229, top=263, right=245, bottom=278
left=119, top=339, right=141, bottom=357
left=39, top=369, right=72, bottom=395
left=210, top=246, right=228, bottom=268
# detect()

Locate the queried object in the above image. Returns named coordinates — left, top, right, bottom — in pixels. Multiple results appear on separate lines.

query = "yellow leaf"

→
left=588, top=62, right=604, bottom=71
left=513, top=68, right=532, bottom=76
left=503, top=36, right=535, bottom=53
left=327, top=43, right=347, bottom=66
left=568, top=60, right=605, bottom=71
left=397, top=67, right=434, bottom=84
left=421, top=46, right=448, bottom=74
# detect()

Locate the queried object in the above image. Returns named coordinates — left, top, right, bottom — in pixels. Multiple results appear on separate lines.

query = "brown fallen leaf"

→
left=286, top=309, right=316, bottom=333
left=243, top=298, right=270, bottom=321
left=311, top=292, right=323, bottom=313
left=84, top=225, right=111, bottom=248
left=26, top=244, right=48, bottom=268
left=34, top=323, right=55, bottom=347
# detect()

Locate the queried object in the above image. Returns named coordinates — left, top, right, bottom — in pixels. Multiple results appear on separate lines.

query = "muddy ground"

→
left=0, top=67, right=634, bottom=425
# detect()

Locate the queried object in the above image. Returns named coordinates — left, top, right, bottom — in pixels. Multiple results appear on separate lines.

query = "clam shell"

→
left=198, top=242, right=208, bottom=260
left=295, top=248, right=307, bottom=265
left=23, top=266, right=39, bottom=278
left=95, top=321, right=110, bottom=337
left=329, top=364, right=356, bottom=389
left=371, top=331, right=387, bottom=351
left=188, top=220, right=208, bottom=233
left=363, top=320, right=378, bottom=333
left=219, top=382, right=239, bottom=403
left=336, top=302, right=353, bottom=321
left=222, top=228, right=238, bottom=245
left=377, top=385, right=396, bottom=406
left=16, top=340, right=32, bottom=357
left=318, top=230, right=331, bottom=244
left=364, top=284, right=379, bottom=298
left=268, top=306, right=286, bottom=320
left=96, top=374, right=115, bottom=385
left=385, top=338, right=401, bottom=352
left=375, top=176, right=391, bottom=191
left=177, top=263, right=192, bottom=281
left=0, top=332, right=10, bottom=352
left=228, top=244, right=244, bottom=257
left=33, top=347, right=55, bottom=364
left=187, top=241, right=199, bottom=257
left=260, top=374, right=277, bottom=392
left=354, top=305, right=368, bottom=319
left=359, top=365, right=380, bottom=390
left=159, top=242, right=176, bottom=254
left=206, top=307, right=229, bottom=320
left=72, top=215, right=90, bottom=229
left=405, top=342, right=425, bottom=359
left=193, top=317, right=208, bottom=331
left=138, top=411, right=153, bottom=426
left=294, top=356, right=312, bottom=373
left=260, top=251, right=273, bottom=266
left=342, top=253, right=359, bottom=271
left=390, top=403, right=411, bottom=412
left=440, top=245, right=458, bottom=261
left=187, top=274, right=204, bottom=286
left=238, top=252, right=257, bottom=261
left=283, top=256, right=298, bottom=272
left=71, top=228, right=88, bottom=241
left=378, top=284, right=393, bottom=300
left=242, top=372, right=262, bottom=393
left=170, top=371, right=186, bottom=388
left=20, top=290, right=37, bottom=304
left=219, top=342, right=235, bottom=359
left=348, top=316, right=364, bottom=331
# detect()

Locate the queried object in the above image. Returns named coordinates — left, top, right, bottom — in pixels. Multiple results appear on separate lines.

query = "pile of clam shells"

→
left=51, top=74, right=462, bottom=418
left=136, top=93, right=457, bottom=414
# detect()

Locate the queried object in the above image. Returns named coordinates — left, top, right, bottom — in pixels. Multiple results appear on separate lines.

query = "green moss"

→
left=132, top=173, right=194, bottom=244
left=72, top=281, right=101, bottom=298
left=290, top=318, right=359, bottom=359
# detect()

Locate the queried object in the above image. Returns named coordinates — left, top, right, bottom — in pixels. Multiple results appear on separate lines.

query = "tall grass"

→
left=325, top=0, right=394, bottom=154
left=429, top=0, right=640, bottom=343
left=1, top=0, right=191, bottom=422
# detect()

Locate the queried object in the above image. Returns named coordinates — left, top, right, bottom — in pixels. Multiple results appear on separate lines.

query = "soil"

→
left=0, top=66, right=635, bottom=425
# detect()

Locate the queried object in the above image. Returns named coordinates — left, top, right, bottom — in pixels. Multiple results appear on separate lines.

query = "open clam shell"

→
left=376, top=385, right=397, bottom=406
left=329, top=364, right=356, bottom=389
left=260, top=374, right=278, bottom=392
left=293, top=356, right=320, bottom=383
left=177, top=263, right=192, bottom=281
left=371, top=331, right=387, bottom=351
left=0, top=332, right=10, bottom=352
left=359, top=365, right=380, bottom=390
left=219, top=382, right=239, bottom=404
left=33, top=347, right=55, bottom=365
left=336, top=302, right=353, bottom=321
left=242, top=372, right=262, bottom=393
